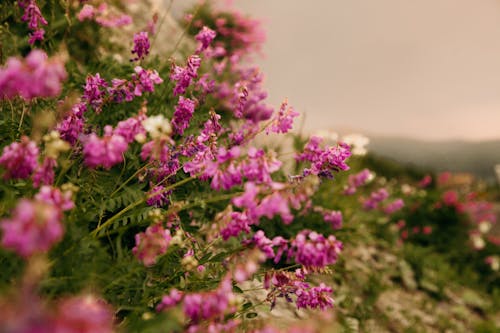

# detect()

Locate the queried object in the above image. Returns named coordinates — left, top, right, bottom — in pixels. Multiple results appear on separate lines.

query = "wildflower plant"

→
left=0, top=1, right=357, bottom=331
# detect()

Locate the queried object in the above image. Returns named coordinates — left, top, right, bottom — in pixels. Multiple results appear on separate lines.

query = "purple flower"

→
left=384, top=198, right=405, bottom=214
left=363, top=188, right=389, bottom=210
left=83, top=126, right=128, bottom=169
left=54, top=295, right=114, bottom=333
left=146, top=185, right=171, bottom=207
left=344, top=168, right=373, bottom=195
left=240, top=147, right=281, bottom=184
left=157, top=289, right=183, bottom=311
left=1, top=199, right=63, bottom=257
left=220, top=211, right=252, bottom=240
left=114, top=114, right=146, bottom=143
left=133, top=224, right=171, bottom=266
left=83, top=73, right=108, bottom=113
left=296, top=283, right=334, bottom=310
left=170, top=55, right=201, bottom=96
left=0, top=50, right=67, bottom=100
left=0, top=136, right=39, bottom=180
left=77, top=4, right=95, bottom=21
left=267, top=99, right=300, bottom=134
left=35, top=186, right=74, bottom=211
left=172, top=96, right=196, bottom=136
left=288, top=230, right=342, bottom=268
left=182, top=276, right=234, bottom=324
left=131, top=66, right=163, bottom=96
left=195, top=26, right=217, bottom=53
left=296, top=136, right=351, bottom=178
left=131, top=31, right=150, bottom=61
left=32, top=157, right=57, bottom=188
left=20, top=0, right=48, bottom=44
left=322, top=210, right=342, bottom=230
left=56, top=102, right=86, bottom=145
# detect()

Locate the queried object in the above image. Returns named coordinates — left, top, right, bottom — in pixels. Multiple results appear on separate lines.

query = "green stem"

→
left=91, top=176, right=196, bottom=237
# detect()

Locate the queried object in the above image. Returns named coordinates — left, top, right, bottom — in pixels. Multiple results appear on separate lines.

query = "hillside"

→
left=368, top=137, right=500, bottom=181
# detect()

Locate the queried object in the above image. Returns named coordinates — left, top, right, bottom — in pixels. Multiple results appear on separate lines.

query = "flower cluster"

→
left=131, top=31, right=150, bottom=61
left=363, top=188, right=389, bottom=210
left=19, top=0, right=48, bottom=44
left=288, top=230, right=343, bottom=268
left=1, top=186, right=73, bottom=257
left=0, top=136, right=39, bottom=180
left=0, top=50, right=67, bottom=100
left=83, top=126, right=128, bottom=169
left=171, top=55, right=201, bottom=96
left=344, top=168, right=374, bottom=195
left=296, top=136, right=351, bottom=178
left=133, top=224, right=172, bottom=266
left=77, top=3, right=132, bottom=28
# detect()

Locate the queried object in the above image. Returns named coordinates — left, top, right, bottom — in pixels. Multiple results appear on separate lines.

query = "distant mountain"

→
left=368, top=136, right=500, bottom=181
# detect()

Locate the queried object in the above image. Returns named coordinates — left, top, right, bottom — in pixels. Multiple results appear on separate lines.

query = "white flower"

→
left=142, top=115, right=172, bottom=139
left=478, top=221, right=492, bottom=234
left=342, top=133, right=370, bottom=156
left=470, top=234, right=485, bottom=250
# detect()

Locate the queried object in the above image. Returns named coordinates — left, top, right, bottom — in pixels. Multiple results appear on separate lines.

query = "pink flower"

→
left=267, top=99, right=299, bottom=134
left=0, top=136, right=39, bottom=180
left=195, top=26, right=217, bottom=53
left=54, top=295, right=114, bottom=333
left=288, top=230, right=342, bottom=268
left=77, top=4, right=95, bottom=21
left=344, top=169, right=373, bottom=195
left=146, top=185, right=171, bottom=207
left=1, top=199, right=63, bottom=257
left=182, top=277, right=235, bottom=324
left=56, top=102, right=86, bottom=145
left=296, top=283, right=334, bottom=311
left=322, top=210, right=343, bottom=229
left=20, top=0, right=48, bottom=44
left=363, top=188, right=389, bottom=210
left=133, top=225, right=171, bottom=266
left=172, top=96, right=196, bottom=136
left=220, top=211, right=252, bottom=240
left=170, top=55, right=201, bottom=96
left=157, top=289, right=183, bottom=311
left=83, top=126, right=128, bottom=169
left=114, top=114, right=146, bottom=143
left=0, top=50, right=67, bottom=100
left=32, top=157, right=57, bottom=188
left=131, top=31, right=150, bottom=61
left=35, top=186, right=74, bottom=211
left=384, top=198, right=405, bottom=214
left=296, top=136, right=351, bottom=178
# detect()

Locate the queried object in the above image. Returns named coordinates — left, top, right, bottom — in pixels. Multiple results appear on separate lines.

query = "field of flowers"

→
left=0, top=1, right=498, bottom=332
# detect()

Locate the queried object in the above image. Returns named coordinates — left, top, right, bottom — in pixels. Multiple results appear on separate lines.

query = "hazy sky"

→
left=174, top=0, right=500, bottom=141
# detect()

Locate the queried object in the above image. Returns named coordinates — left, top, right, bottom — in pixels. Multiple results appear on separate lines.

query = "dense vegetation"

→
left=0, top=1, right=498, bottom=332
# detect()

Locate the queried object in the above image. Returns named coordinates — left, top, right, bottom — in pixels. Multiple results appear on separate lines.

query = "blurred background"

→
left=172, top=0, right=500, bottom=182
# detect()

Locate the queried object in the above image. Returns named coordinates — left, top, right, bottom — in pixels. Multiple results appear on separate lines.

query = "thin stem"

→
left=150, top=0, right=175, bottom=52
left=91, top=175, right=196, bottom=237
left=168, top=0, right=205, bottom=58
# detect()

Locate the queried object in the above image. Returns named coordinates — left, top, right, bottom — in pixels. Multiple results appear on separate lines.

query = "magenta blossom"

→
left=131, top=31, right=150, bottom=61
left=170, top=55, right=201, bottom=96
left=133, top=224, right=172, bottom=266
left=267, top=99, right=300, bottom=135
left=0, top=136, right=39, bottom=180
left=83, top=126, right=128, bottom=169
left=172, top=96, right=196, bottom=136
left=0, top=199, right=64, bottom=257
left=0, top=50, right=67, bottom=100
left=288, top=230, right=342, bottom=268
left=195, top=26, right=217, bottom=53
left=54, top=295, right=114, bottom=333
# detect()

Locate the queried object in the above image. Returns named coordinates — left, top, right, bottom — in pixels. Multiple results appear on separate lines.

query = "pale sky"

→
left=174, top=0, right=500, bottom=141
